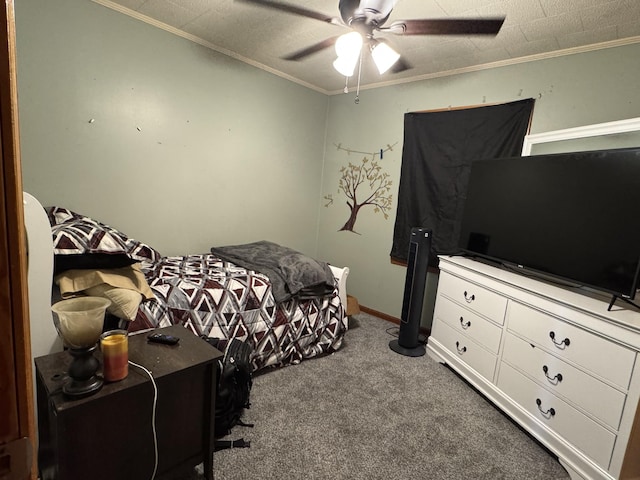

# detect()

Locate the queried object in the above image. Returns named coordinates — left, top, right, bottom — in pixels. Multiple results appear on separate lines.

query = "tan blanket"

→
left=55, top=263, right=154, bottom=299
left=55, top=263, right=154, bottom=321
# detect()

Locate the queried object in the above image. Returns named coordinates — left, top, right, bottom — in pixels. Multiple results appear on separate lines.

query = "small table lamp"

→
left=51, top=296, right=111, bottom=396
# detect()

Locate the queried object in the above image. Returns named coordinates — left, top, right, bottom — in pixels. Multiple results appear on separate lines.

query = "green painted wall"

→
left=15, top=0, right=328, bottom=257
left=317, top=45, right=640, bottom=326
left=14, top=0, right=640, bottom=325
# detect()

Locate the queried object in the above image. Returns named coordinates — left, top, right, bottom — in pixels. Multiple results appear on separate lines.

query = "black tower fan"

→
left=389, top=227, right=432, bottom=357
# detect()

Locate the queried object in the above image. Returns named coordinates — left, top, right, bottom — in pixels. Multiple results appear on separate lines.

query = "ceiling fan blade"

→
left=282, top=36, right=340, bottom=61
left=386, top=18, right=505, bottom=36
left=390, top=56, right=411, bottom=74
left=235, top=0, right=341, bottom=25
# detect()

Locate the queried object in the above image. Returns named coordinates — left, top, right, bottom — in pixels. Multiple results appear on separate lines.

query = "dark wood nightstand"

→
left=35, top=325, right=223, bottom=480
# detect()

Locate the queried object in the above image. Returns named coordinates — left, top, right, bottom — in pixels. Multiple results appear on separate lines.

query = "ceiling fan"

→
left=236, top=0, right=505, bottom=77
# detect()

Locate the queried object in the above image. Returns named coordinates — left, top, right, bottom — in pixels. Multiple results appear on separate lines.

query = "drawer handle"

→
left=455, top=341, right=467, bottom=355
left=459, top=317, right=471, bottom=329
left=463, top=291, right=475, bottom=303
left=536, top=398, right=556, bottom=418
left=549, top=331, right=570, bottom=348
left=542, top=365, right=563, bottom=385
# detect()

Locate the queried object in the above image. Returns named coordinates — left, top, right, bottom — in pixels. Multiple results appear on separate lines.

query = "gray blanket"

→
left=210, top=241, right=336, bottom=303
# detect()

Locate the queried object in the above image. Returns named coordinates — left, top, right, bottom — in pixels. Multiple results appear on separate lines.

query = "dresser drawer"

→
left=497, top=363, right=616, bottom=469
left=438, top=272, right=507, bottom=324
left=435, top=296, right=503, bottom=353
left=430, top=319, right=497, bottom=381
left=507, top=302, right=635, bottom=389
left=502, top=332, right=626, bottom=430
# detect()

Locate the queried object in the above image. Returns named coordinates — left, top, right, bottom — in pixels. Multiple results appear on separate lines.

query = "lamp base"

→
left=63, top=375, right=104, bottom=397
left=64, top=344, right=103, bottom=397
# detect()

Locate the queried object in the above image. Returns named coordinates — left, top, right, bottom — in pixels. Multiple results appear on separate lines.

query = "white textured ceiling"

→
left=94, top=0, right=640, bottom=94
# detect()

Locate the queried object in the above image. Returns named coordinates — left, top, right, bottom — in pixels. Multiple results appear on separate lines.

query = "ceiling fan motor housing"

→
left=238, top=0, right=504, bottom=75
left=339, top=0, right=394, bottom=28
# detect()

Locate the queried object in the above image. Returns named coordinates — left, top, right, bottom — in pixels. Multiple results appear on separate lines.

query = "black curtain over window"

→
left=391, top=98, right=535, bottom=266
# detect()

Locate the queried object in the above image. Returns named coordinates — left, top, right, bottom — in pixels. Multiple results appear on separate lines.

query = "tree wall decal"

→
left=326, top=142, right=397, bottom=233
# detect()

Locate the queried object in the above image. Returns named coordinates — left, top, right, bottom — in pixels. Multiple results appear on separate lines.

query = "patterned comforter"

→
left=134, top=254, right=347, bottom=372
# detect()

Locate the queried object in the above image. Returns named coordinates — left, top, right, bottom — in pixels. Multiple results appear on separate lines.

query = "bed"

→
left=43, top=205, right=349, bottom=373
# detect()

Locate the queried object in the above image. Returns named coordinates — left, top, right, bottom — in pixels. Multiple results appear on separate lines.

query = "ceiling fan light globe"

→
left=334, top=31, right=363, bottom=58
left=333, top=55, right=359, bottom=77
left=371, top=41, right=400, bottom=74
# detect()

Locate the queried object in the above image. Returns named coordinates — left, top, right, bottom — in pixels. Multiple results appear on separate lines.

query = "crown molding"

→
left=92, top=1, right=640, bottom=97
left=91, top=0, right=330, bottom=95
left=329, top=35, right=640, bottom=95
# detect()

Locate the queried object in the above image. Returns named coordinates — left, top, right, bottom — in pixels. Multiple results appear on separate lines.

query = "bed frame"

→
left=24, top=192, right=62, bottom=358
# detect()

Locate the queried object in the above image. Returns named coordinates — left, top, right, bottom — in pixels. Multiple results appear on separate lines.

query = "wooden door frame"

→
left=0, top=0, right=36, bottom=478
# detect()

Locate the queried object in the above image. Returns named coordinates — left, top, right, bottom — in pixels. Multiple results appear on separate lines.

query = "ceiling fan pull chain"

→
left=343, top=76, right=349, bottom=94
left=354, top=52, right=363, bottom=104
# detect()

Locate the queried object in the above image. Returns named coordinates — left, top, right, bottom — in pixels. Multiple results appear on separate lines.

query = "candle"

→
left=100, top=330, right=128, bottom=382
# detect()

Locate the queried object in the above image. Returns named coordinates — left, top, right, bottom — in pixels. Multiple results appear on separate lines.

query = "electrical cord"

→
left=386, top=326, right=428, bottom=345
left=386, top=326, right=400, bottom=337
left=128, top=360, right=159, bottom=480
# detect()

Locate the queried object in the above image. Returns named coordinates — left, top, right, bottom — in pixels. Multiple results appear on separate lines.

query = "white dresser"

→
left=426, top=256, right=640, bottom=480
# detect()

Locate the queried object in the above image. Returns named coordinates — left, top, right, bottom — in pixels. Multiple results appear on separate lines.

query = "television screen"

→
left=458, top=147, right=640, bottom=300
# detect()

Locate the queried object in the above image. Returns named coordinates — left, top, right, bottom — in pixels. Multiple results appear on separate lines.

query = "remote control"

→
left=147, top=333, right=180, bottom=345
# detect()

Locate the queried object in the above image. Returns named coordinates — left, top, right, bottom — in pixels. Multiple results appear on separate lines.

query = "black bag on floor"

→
left=202, top=336, right=254, bottom=450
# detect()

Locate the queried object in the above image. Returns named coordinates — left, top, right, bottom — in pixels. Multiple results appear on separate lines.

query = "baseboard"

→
left=358, top=305, right=399, bottom=323
left=358, top=305, right=431, bottom=337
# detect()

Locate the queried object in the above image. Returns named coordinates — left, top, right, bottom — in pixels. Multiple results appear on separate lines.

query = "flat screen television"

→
left=458, top=147, right=640, bottom=305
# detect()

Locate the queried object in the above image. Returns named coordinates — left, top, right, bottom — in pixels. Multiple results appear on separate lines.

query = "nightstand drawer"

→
left=435, top=296, right=503, bottom=353
left=502, top=332, right=626, bottom=430
left=507, top=302, right=635, bottom=389
left=438, top=272, right=507, bottom=324
left=431, top=318, right=497, bottom=381
left=498, top=363, right=616, bottom=469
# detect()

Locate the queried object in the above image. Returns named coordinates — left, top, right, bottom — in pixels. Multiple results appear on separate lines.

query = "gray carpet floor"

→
left=189, top=312, right=570, bottom=480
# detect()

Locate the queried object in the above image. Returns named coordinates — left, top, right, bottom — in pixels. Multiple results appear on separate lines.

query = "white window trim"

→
left=521, top=117, right=640, bottom=156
